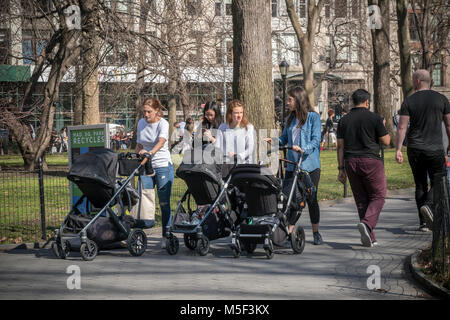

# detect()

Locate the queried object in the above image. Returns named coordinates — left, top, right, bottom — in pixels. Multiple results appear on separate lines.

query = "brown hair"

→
left=286, top=86, right=315, bottom=128
left=327, top=109, right=335, bottom=117
left=142, top=98, right=164, bottom=117
left=226, top=99, right=249, bottom=130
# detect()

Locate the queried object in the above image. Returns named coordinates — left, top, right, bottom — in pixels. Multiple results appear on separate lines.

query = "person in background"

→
left=321, top=109, right=337, bottom=150
left=59, top=127, right=68, bottom=153
left=265, top=86, right=323, bottom=245
left=136, top=98, right=174, bottom=248
left=215, top=99, right=256, bottom=177
left=396, top=69, right=450, bottom=232
left=337, top=89, right=390, bottom=247
left=194, top=101, right=223, bottom=147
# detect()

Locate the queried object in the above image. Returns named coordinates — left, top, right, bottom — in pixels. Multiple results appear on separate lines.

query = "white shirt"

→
left=137, top=118, right=172, bottom=168
left=215, top=123, right=256, bottom=164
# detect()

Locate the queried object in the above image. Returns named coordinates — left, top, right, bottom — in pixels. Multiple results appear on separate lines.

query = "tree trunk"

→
left=80, top=0, right=100, bottom=124
left=396, top=0, right=413, bottom=98
left=232, top=0, right=275, bottom=132
left=370, top=0, right=394, bottom=141
left=168, top=79, right=178, bottom=145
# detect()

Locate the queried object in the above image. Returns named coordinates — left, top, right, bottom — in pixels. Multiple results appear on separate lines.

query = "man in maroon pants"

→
left=336, top=89, right=391, bottom=247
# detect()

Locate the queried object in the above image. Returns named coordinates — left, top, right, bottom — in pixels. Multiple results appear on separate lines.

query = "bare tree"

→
left=396, top=0, right=414, bottom=98
left=0, top=0, right=82, bottom=170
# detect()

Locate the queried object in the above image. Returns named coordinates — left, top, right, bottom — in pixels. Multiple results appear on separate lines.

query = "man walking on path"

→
left=337, top=89, right=391, bottom=247
left=395, top=69, right=450, bottom=231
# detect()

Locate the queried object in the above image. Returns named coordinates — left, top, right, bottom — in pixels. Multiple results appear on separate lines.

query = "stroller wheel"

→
left=264, top=247, right=274, bottom=259
left=80, top=239, right=98, bottom=261
left=183, top=234, right=197, bottom=250
left=264, top=240, right=274, bottom=259
left=166, top=235, right=179, bottom=255
left=291, top=225, right=306, bottom=254
left=196, top=235, right=210, bottom=256
left=127, top=229, right=147, bottom=256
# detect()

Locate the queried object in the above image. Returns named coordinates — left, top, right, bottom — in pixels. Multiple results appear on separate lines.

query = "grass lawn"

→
left=0, top=148, right=414, bottom=243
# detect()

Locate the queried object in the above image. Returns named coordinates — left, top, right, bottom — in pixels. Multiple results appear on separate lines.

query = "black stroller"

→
left=165, top=149, right=240, bottom=256
left=52, top=148, right=154, bottom=261
left=229, top=147, right=314, bottom=259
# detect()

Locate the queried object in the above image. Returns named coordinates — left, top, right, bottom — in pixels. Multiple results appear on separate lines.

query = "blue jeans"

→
left=141, top=164, right=174, bottom=237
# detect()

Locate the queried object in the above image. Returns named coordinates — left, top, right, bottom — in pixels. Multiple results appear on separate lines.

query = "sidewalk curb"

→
left=409, top=248, right=450, bottom=300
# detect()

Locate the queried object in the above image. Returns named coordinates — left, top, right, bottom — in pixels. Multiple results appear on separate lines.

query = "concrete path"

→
left=0, top=188, right=433, bottom=300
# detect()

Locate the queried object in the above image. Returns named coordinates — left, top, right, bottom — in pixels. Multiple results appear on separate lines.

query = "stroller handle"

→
left=267, top=146, right=305, bottom=156
left=140, top=152, right=152, bottom=165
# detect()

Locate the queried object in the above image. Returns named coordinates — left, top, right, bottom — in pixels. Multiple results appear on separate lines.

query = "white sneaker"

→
left=160, top=237, right=167, bottom=249
left=357, top=223, right=373, bottom=247
left=420, top=205, right=433, bottom=229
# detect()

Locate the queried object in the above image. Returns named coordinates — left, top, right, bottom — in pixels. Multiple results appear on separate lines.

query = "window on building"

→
left=117, top=0, right=128, bottom=13
left=215, top=1, right=222, bottom=16
left=335, top=33, right=349, bottom=62
left=279, top=34, right=299, bottom=65
left=409, top=13, right=420, bottom=41
left=188, top=32, right=204, bottom=64
left=0, top=29, right=9, bottom=64
left=324, top=0, right=331, bottom=18
left=226, top=40, right=233, bottom=65
left=186, top=0, right=201, bottom=16
left=22, top=30, right=48, bottom=65
left=335, top=0, right=347, bottom=19
left=0, top=0, right=10, bottom=15
left=351, top=0, right=359, bottom=19
left=299, top=0, right=307, bottom=19
left=225, top=0, right=232, bottom=16
left=272, top=0, right=278, bottom=18
left=432, top=63, right=442, bottom=87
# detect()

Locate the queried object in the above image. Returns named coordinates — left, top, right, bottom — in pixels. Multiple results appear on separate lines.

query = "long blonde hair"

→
left=225, top=99, right=249, bottom=130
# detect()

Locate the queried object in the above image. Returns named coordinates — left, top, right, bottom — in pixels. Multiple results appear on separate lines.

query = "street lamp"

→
left=279, top=60, right=289, bottom=129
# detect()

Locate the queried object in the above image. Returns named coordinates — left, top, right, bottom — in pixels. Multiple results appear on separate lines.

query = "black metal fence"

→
left=0, top=159, right=188, bottom=244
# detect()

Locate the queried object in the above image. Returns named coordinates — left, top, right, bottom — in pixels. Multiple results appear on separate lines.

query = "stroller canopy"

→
left=68, top=148, right=118, bottom=188
left=230, top=164, right=280, bottom=192
left=176, top=148, right=223, bottom=183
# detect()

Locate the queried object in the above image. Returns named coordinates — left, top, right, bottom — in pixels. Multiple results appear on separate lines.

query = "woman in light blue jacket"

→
left=266, top=86, right=323, bottom=245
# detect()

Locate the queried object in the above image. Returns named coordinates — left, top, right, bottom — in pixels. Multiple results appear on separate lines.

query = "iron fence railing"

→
left=0, top=159, right=188, bottom=244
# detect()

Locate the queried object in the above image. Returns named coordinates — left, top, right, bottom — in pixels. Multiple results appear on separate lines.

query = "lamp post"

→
left=279, top=60, right=289, bottom=130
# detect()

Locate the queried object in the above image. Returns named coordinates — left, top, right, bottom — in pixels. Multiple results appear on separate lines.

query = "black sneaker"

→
left=420, top=205, right=433, bottom=229
left=313, top=232, right=323, bottom=245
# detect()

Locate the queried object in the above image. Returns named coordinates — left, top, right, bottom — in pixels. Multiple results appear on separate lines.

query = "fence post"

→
left=38, top=157, right=46, bottom=240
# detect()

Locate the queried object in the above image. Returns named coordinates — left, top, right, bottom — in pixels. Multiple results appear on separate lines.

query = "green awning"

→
left=0, top=65, right=31, bottom=82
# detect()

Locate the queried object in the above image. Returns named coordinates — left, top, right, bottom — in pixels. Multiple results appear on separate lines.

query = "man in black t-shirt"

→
left=337, top=89, right=391, bottom=247
left=395, top=69, right=450, bottom=232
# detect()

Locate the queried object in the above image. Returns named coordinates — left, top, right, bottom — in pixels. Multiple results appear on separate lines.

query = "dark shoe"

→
left=420, top=205, right=433, bottom=229
left=357, top=223, right=373, bottom=247
left=313, top=232, right=323, bottom=245
left=418, top=224, right=430, bottom=232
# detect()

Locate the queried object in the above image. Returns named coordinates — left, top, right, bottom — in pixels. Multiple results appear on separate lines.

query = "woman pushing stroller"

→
left=265, top=86, right=323, bottom=245
left=136, top=98, right=174, bottom=249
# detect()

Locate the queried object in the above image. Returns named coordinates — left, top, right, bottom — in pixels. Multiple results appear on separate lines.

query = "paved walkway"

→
left=0, top=188, right=434, bottom=299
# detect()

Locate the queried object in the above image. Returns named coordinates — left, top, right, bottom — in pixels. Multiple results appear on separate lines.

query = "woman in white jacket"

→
left=215, top=99, right=256, bottom=170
